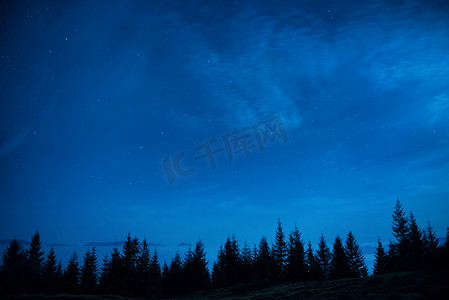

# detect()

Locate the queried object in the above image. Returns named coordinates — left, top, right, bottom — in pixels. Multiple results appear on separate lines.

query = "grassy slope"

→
left=201, top=271, right=449, bottom=299
left=7, top=270, right=449, bottom=300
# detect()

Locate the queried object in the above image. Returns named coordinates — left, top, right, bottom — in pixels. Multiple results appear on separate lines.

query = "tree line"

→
left=1, top=199, right=448, bottom=298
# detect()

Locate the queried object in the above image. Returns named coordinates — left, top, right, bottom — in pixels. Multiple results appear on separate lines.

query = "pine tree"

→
left=64, top=252, right=80, bottom=292
left=100, top=253, right=110, bottom=282
left=422, top=221, right=440, bottom=269
left=212, top=236, right=243, bottom=287
left=407, top=211, right=424, bottom=269
left=386, top=240, right=396, bottom=273
left=305, top=241, right=318, bottom=280
left=42, top=247, right=57, bottom=276
left=42, top=247, right=59, bottom=290
left=2, top=238, right=26, bottom=291
left=136, top=239, right=151, bottom=290
left=183, top=240, right=210, bottom=293
left=193, top=240, right=210, bottom=289
left=161, top=261, right=170, bottom=293
left=183, top=244, right=193, bottom=291
left=391, top=199, right=408, bottom=271
left=122, top=234, right=140, bottom=275
left=392, top=199, right=408, bottom=242
left=184, top=245, right=193, bottom=264
left=345, top=231, right=367, bottom=278
left=3, top=238, right=24, bottom=271
left=272, top=219, right=287, bottom=280
left=254, top=236, right=272, bottom=281
left=224, top=235, right=242, bottom=286
left=423, top=221, right=439, bottom=255
left=80, top=247, right=98, bottom=293
left=161, top=252, right=183, bottom=296
left=316, top=234, right=331, bottom=280
left=241, top=241, right=253, bottom=282
left=286, top=223, right=305, bottom=282
left=100, top=254, right=111, bottom=292
left=25, top=230, right=44, bottom=288
left=149, top=249, right=161, bottom=285
left=373, top=238, right=387, bottom=275
left=139, top=248, right=161, bottom=297
left=330, top=235, right=349, bottom=279
left=211, top=245, right=225, bottom=288
left=56, top=262, right=63, bottom=284
left=252, top=243, right=258, bottom=264
left=121, top=234, right=139, bottom=292
left=100, top=248, right=123, bottom=293
left=165, top=251, right=183, bottom=296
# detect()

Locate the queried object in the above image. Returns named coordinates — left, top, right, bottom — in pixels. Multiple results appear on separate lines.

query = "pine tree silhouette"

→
left=183, top=240, right=210, bottom=293
left=316, top=234, right=331, bottom=280
left=100, top=247, right=123, bottom=294
left=138, top=248, right=161, bottom=297
left=422, top=221, right=440, bottom=269
left=64, top=252, right=80, bottom=292
left=424, top=221, right=439, bottom=254
left=25, top=230, right=44, bottom=290
left=211, top=245, right=225, bottom=288
left=56, top=262, right=63, bottom=283
left=272, top=219, right=287, bottom=281
left=224, top=235, right=242, bottom=286
left=165, top=251, right=183, bottom=296
left=286, top=223, right=305, bottom=282
left=183, top=245, right=193, bottom=291
left=161, top=261, right=169, bottom=292
left=194, top=240, right=211, bottom=289
left=392, top=199, right=408, bottom=241
left=212, top=235, right=243, bottom=287
left=390, top=199, right=408, bottom=271
left=2, top=202, right=448, bottom=298
left=122, top=234, right=139, bottom=275
left=330, top=235, right=349, bottom=279
left=42, top=247, right=60, bottom=290
left=254, top=236, right=272, bottom=281
left=373, top=238, right=387, bottom=275
left=305, top=241, right=318, bottom=280
left=344, top=231, right=367, bottom=278
left=407, top=211, right=424, bottom=269
left=252, top=243, right=258, bottom=264
left=241, top=241, right=254, bottom=282
left=149, top=249, right=161, bottom=286
left=2, top=238, right=26, bottom=292
left=136, top=239, right=151, bottom=292
left=121, top=234, right=139, bottom=293
left=80, top=247, right=98, bottom=293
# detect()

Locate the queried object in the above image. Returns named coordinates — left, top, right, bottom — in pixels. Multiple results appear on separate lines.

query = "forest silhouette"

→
left=1, top=199, right=448, bottom=298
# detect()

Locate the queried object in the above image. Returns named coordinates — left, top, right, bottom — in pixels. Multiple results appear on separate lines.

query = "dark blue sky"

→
left=1, top=0, right=448, bottom=264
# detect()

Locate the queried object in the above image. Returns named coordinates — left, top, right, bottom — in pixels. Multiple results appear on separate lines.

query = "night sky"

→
left=1, top=0, right=449, bottom=269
